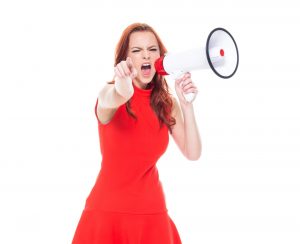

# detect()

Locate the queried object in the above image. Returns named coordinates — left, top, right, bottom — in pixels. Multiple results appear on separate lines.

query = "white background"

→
left=0, top=0, right=299, bottom=243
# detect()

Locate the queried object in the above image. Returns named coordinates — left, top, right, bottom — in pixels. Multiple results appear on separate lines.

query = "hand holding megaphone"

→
left=174, top=72, right=198, bottom=104
left=154, top=27, right=239, bottom=102
left=170, top=71, right=199, bottom=103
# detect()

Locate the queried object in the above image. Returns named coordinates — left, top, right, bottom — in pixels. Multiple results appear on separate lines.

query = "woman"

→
left=72, top=23, right=201, bottom=244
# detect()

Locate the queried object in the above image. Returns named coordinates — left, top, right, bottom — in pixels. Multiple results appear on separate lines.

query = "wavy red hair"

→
left=110, top=23, right=176, bottom=133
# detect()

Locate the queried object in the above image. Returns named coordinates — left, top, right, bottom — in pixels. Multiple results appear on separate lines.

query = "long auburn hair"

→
left=110, top=23, right=176, bottom=133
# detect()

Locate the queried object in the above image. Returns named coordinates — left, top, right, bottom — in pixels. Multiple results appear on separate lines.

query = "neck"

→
left=133, top=80, right=152, bottom=90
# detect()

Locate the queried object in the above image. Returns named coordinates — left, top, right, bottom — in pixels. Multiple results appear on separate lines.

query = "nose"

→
left=142, top=50, right=150, bottom=60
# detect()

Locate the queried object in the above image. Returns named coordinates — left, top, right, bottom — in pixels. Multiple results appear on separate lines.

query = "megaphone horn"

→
left=155, top=27, right=239, bottom=80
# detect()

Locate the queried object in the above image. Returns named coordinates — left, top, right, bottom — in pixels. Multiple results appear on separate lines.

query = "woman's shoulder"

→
left=170, top=94, right=180, bottom=117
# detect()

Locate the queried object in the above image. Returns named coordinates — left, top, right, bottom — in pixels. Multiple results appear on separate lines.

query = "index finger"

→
left=184, top=72, right=191, bottom=79
left=126, top=57, right=133, bottom=69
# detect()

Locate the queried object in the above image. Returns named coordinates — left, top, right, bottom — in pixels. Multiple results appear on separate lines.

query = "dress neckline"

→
left=132, top=82, right=153, bottom=97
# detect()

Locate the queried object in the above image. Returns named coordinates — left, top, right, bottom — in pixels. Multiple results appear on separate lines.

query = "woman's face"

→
left=128, top=31, right=160, bottom=89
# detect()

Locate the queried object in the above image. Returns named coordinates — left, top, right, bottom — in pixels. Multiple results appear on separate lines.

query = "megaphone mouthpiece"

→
left=154, top=56, right=169, bottom=75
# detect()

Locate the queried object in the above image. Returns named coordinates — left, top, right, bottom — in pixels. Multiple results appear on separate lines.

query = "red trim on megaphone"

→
left=154, top=56, right=169, bottom=75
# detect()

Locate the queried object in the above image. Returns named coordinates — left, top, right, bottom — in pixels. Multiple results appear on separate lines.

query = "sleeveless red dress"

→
left=72, top=83, right=182, bottom=244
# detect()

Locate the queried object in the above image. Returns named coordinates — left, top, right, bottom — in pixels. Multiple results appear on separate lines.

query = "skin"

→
left=98, top=31, right=202, bottom=160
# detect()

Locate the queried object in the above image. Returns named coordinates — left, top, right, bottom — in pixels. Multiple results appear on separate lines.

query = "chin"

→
left=136, top=75, right=155, bottom=86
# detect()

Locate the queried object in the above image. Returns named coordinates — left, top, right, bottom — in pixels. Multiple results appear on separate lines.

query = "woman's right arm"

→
left=96, top=57, right=137, bottom=124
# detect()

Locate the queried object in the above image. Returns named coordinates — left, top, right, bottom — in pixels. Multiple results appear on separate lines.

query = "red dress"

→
left=72, top=83, right=182, bottom=244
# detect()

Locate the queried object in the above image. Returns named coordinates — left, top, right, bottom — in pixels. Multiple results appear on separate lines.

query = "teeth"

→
left=141, top=63, right=151, bottom=69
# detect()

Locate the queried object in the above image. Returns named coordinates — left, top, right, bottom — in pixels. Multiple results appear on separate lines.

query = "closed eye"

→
left=132, top=49, right=157, bottom=52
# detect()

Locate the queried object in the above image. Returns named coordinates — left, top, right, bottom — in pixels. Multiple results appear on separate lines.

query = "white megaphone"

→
left=154, top=27, right=239, bottom=102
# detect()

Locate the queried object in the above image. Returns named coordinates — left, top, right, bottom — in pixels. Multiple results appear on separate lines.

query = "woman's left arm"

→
left=171, top=72, right=202, bottom=161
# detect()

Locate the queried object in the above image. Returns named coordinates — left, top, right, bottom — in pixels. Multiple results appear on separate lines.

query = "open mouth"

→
left=141, top=63, right=151, bottom=76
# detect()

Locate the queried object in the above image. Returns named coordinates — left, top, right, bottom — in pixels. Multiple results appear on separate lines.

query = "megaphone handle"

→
left=171, top=71, right=196, bottom=103
left=183, top=92, right=195, bottom=102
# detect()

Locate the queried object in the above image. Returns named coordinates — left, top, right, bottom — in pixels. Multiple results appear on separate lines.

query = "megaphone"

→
left=154, top=27, right=239, bottom=102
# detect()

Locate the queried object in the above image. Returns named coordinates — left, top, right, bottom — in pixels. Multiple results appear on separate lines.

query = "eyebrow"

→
left=130, top=45, right=158, bottom=50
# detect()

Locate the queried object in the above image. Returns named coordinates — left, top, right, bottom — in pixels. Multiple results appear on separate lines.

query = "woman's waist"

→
left=84, top=180, right=167, bottom=214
